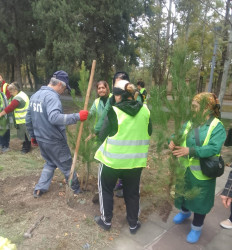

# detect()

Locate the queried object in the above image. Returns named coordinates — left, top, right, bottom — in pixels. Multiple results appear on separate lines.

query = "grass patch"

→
left=0, top=150, right=44, bottom=179
left=0, top=216, right=25, bottom=246
left=84, top=217, right=95, bottom=226
left=0, top=209, right=5, bottom=215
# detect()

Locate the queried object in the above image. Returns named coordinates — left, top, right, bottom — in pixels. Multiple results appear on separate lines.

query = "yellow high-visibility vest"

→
left=180, top=118, right=221, bottom=180
left=95, top=105, right=150, bottom=169
left=13, top=91, right=29, bottom=124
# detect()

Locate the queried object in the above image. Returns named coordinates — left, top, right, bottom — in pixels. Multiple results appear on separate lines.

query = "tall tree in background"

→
left=138, top=0, right=170, bottom=86
left=215, top=0, right=231, bottom=95
left=0, top=0, right=230, bottom=95
left=32, top=0, right=142, bottom=81
left=75, top=0, right=142, bottom=80
left=218, top=4, right=232, bottom=106
left=0, top=0, right=36, bottom=87
left=33, top=0, right=81, bottom=78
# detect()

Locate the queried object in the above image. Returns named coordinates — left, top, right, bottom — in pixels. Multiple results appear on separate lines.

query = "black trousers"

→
left=98, top=164, right=143, bottom=228
left=22, top=134, right=31, bottom=152
left=182, top=206, right=206, bottom=227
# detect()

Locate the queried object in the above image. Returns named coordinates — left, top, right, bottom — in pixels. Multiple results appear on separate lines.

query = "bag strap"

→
left=194, top=127, right=201, bottom=146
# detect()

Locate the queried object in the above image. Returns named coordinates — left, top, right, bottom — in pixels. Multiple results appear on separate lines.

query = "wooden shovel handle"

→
left=68, top=60, right=96, bottom=183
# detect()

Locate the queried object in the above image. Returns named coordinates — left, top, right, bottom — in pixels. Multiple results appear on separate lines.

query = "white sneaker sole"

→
left=220, top=220, right=232, bottom=229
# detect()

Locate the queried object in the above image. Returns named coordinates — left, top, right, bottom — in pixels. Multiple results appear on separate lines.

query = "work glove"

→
left=31, top=138, right=38, bottom=146
left=79, top=110, right=89, bottom=121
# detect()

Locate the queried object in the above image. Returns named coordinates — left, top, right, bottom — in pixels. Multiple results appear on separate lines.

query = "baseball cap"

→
left=53, top=70, right=71, bottom=91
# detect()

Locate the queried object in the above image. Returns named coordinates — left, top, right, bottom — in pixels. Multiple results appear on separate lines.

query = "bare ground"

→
left=0, top=105, right=231, bottom=249
left=0, top=137, right=156, bottom=250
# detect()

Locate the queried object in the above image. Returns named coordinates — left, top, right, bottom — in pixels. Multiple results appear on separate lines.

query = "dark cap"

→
left=53, top=70, right=71, bottom=91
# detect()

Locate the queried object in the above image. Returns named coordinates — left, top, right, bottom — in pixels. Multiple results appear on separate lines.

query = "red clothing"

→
left=1, top=81, right=11, bottom=100
left=4, top=99, right=20, bottom=114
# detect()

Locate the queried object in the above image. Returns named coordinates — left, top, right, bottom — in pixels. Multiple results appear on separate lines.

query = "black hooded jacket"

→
left=98, top=100, right=152, bottom=142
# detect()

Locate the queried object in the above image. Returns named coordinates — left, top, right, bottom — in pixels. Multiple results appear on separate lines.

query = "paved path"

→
left=221, top=112, right=232, bottom=119
left=104, top=167, right=232, bottom=250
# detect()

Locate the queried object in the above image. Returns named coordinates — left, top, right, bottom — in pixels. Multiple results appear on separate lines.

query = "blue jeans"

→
left=0, top=129, right=10, bottom=148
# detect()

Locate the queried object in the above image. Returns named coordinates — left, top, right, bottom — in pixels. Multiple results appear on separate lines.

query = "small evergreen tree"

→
left=146, top=42, right=200, bottom=220
left=67, top=61, right=98, bottom=190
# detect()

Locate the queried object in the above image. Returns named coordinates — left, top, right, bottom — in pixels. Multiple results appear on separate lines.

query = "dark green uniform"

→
left=175, top=117, right=226, bottom=214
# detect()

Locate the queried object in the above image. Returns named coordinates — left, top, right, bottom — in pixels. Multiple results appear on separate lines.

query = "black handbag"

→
left=195, top=127, right=224, bottom=178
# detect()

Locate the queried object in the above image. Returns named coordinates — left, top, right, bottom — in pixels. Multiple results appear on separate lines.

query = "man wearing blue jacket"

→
left=26, top=70, right=88, bottom=198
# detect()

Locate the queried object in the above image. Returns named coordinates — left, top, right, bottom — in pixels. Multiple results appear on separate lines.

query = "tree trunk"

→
left=6, top=59, right=11, bottom=82
left=26, top=60, right=33, bottom=91
left=30, top=52, right=39, bottom=90
left=14, top=52, right=22, bottom=88
left=161, top=0, right=172, bottom=85
left=153, top=0, right=162, bottom=85
left=166, top=14, right=175, bottom=83
left=215, top=0, right=230, bottom=96
left=196, top=4, right=208, bottom=92
left=185, top=3, right=193, bottom=42
left=218, top=10, right=232, bottom=106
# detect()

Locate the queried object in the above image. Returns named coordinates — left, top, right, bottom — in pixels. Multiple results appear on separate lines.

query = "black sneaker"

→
left=130, top=222, right=141, bottom=234
left=94, top=216, right=111, bottom=231
left=21, top=148, right=30, bottom=154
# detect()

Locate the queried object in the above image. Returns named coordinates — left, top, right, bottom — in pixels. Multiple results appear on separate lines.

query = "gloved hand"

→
left=31, top=138, right=38, bottom=146
left=79, top=110, right=89, bottom=121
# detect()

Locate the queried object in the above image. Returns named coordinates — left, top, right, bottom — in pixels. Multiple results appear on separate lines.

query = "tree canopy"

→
left=0, top=0, right=231, bottom=98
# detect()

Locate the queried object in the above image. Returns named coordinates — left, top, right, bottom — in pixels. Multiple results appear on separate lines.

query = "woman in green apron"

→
left=169, top=92, right=226, bottom=243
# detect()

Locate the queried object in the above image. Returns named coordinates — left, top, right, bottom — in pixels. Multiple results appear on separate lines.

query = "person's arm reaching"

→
left=46, top=97, right=88, bottom=125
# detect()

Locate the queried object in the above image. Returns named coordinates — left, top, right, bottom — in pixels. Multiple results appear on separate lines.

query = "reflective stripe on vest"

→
left=94, top=97, right=100, bottom=110
left=178, top=121, right=192, bottom=167
left=107, top=138, right=150, bottom=146
left=94, top=105, right=150, bottom=169
left=180, top=118, right=221, bottom=180
left=3, top=83, right=8, bottom=95
left=14, top=91, right=29, bottom=124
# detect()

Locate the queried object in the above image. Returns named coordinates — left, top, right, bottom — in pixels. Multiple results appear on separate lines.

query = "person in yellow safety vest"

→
left=94, top=80, right=152, bottom=234
left=0, top=82, right=31, bottom=153
left=86, top=81, right=112, bottom=141
left=86, top=74, right=130, bottom=199
left=169, top=92, right=226, bottom=244
left=136, top=81, right=147, bottom=104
